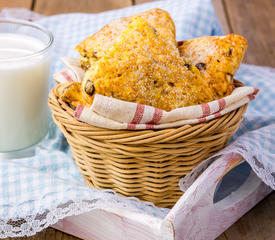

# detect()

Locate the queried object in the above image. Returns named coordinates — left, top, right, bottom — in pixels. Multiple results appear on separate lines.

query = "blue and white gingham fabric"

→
left=0, top=0, right=274, bottom=231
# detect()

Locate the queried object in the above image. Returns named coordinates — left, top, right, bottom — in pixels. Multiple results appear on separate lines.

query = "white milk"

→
left=0, top=33, right=51, bottom=152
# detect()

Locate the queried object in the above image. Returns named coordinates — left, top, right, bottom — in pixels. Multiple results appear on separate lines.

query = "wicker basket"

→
left=48, top=80, right=247, bottom=208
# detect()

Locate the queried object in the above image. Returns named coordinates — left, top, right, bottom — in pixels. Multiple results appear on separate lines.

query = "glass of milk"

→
left=0, top=19, right=53, bottom=158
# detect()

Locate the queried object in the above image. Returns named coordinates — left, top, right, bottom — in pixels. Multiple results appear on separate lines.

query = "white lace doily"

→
left=180, top=124, right=275, bottom=192
left=0, top=190, right=169, bottom=238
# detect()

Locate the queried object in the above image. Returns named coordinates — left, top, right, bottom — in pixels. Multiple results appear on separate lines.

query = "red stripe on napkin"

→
left=127, top=123, right=136, bottom=130
left=74, top=104, right=85, bottom=119
left=248, top=94, right=255, bottom=100
left=61, top=70, right=74, bottom=82
left=146, top=124, right=155, bottom=129
left=248, top=88, right=260, bottom=100
left=127, top=104, right=145, bottom=130
left=198, top=117, right=206, bottom=123
left=201, top=103, right=210, bottom=117
left=147, top=108, right=163, bottom=124
left=218, top=98, right=226, bottom=111
left=254, top=88, right=259, bottom=94
left=214, top=112, right=221, bottom=118
left=131, top=104, right=145, bottom=124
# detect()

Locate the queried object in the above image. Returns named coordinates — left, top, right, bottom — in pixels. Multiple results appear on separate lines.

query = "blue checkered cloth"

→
left=0, top=0, right=274, bottom=234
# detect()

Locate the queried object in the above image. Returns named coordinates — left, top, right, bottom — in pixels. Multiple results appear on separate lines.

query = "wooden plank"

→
left=224, top=0, right=275, bottom=67
left=217, top=233, right=228, bottom=240
left=134, top=0, right=155, bottom=4
left=0, top=0, right=32, bottom=11
left=212, top=0, right=232, bottom=34
left=5, top=227, right=81, bottom=240
left=33, top=0, right=132, bottom=15
left=217, top=192, right=275, bottom=240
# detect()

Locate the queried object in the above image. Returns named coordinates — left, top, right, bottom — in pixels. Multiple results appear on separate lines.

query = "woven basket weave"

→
left=48, top=80, right=247, bottom=208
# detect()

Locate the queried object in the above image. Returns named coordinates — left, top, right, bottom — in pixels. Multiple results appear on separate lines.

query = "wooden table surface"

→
left=1, top=0, right=274, bottom=239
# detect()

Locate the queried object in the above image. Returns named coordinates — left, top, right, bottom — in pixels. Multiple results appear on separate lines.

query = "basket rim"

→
left=48, top=79, right=247, bottom=133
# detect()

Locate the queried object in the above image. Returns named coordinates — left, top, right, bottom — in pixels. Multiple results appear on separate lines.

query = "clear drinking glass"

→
left=0, top=19, right=53, bottom=158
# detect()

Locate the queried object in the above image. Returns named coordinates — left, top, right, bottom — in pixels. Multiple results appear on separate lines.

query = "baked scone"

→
left=82, top=17, right=214, bottom=111
left=54, top=82, right=94, bottom=108
left=75, top=8, right=176, bottom=70
left=178, top=34, right=247, bottom=98
left=138, top=8, right=175, bottom=45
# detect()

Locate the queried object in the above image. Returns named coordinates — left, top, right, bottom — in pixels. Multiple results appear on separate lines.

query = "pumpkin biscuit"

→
left=75, top=8, right=176, bottom=70
left=82, top=17, right=214, bottom=111
left=54, top=82, right=94, bottom=108
left=178, top=34, right=247, bottom=98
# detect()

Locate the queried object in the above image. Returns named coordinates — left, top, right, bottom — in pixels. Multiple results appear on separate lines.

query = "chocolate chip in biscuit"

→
left=152, top=27, right=158, bottom=36
left=84, top=80, right=95, bottom=96
left=184, top=63, right=190, bottom=69
left=225, top=48, right=232, bottom=57
left=92, top=51, right=98, bottom=59
left=177, top=40, right=185, bottom=47
left=195, top=62, right=206, bottom=70
left=226, top=73, right=233, bottom=82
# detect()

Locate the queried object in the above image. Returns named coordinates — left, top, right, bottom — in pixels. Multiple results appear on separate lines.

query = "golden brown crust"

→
left=68, top=11, right=247, bottom=111
left=82, top=17, right=214, bottom=111
left=178, top=34, right=247, bottom=98
left=137, top=8, right=176, bottom=44
left=75, top=8, right=176, bottom=70
left=54, top=82, right=94, bottom=108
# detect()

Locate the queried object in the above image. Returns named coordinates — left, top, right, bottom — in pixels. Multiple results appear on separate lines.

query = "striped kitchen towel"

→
left=54, top=57, right=258, bottom=130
